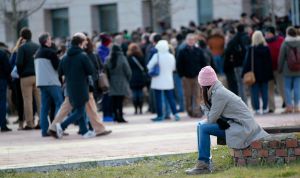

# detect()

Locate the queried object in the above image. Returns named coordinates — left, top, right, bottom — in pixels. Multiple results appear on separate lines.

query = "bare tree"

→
left=0, top=0, right=46, bottom=43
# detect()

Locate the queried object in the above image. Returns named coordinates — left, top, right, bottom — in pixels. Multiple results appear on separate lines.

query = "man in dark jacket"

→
left=0, top=48, right=12, bottom=132
left=224, top=24, right=250, bottom=104
left=34, top=32, right=63, bottom=137
left=54, top=32, right=95, bottom=139
left=16, top=28, right=40, bottom=129
left=176, top=33, right=207, bottom=118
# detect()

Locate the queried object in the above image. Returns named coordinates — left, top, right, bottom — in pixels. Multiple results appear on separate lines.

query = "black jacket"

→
left=16, top=40, right=39, bottom=77
left=176, top=45, right=207, bottom=78
left=242, top=45, right=273, bottom=83
left=127, top=55, right=147, bottom=89
left=58, top=46, right=93, bottom=108
left=35, top=45, right=60, bottom=70
left=0, top=49, right=11, bottom=80
left=224, top=32, right=251, bottom=72
left=86, top=52, right=101, bottom=91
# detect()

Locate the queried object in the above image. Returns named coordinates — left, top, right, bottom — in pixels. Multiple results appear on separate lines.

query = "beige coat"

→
left=205, top=81, right=268, bottom=149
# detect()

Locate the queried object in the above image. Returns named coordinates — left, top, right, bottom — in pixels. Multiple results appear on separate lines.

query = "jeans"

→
left=0, top=79, right=7, bottom=128
left=197, top=121, right=226, bottom=163
left=61, top=105, right=88, bottom=135
left=284, top=76, right=300, bottom=108
left=213, top=55, right=224, bottom=75
left=251, top=82, right=268, bottom=110
left=234, top=67, right=247, bottom=104
left=173, top=73, right=184, bottom=111
left=39, top=86, right=63, bottom=136
left=154, top=89, right=177, bottom=118
left=162, top=93, right=171, bottom=117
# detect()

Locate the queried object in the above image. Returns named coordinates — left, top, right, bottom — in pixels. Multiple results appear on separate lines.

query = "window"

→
left=98, top=4, right=118, bottom=33
left=51, top=8, right=69, bottom=38
left=197, top=0, right=213, bottom=24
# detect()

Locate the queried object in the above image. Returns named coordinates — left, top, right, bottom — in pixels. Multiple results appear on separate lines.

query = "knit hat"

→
left=198, top=66, right=218, bottom=86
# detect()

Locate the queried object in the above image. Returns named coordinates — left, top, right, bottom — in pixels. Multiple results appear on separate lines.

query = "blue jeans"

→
left=162, top=93, right=171, bottom=117
left=0, top=79, right=7, bottom=128
left=173, top=73, right=184, bottom=111
left=234, top=67, right=247, bottom=104
left=284, top=76, right=300, bottom=107
left=154, top=89, right=177, bottom=118
left=39, top=86, right=63, bottom=136
left=213, top=55, right=224, bottom=75
left=197, top=121, right=225, bottom=163
left=61, top=105, right=88, bottom=135
left=251, top=82, right=268, bottom=110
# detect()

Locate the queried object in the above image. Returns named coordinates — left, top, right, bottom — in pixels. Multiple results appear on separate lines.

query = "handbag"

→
left=148, top=53, right=160, bottom=77
left=243, top=47, right=256, bottom=86
left=95, top=56, right=110, bottom=92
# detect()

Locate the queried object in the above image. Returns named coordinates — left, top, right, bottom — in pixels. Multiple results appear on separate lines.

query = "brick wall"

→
left=231, top=133, right=300, bottom=166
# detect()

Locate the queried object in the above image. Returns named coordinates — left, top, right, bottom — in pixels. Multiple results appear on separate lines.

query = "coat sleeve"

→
left=278, top=43, right=286, bottom=73
left=123, top=57, right=132, bottom=81
left=242, top=47, right=251, bottom=77
left=207, top=91, right=228, bottom=124
left=176, top=49, right=184, bottom=77
left=82, top=54, right=94, bottom=76
left=16, top=46, right=24, bottom=74
left=147, top=53, right=158, bottom=71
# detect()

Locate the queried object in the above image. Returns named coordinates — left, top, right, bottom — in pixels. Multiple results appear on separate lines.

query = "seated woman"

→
left=186, top=66, right=268, bottom=175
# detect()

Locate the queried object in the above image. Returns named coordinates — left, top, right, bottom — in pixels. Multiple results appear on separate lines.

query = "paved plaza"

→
left=0, top=106, right=300, bottom=171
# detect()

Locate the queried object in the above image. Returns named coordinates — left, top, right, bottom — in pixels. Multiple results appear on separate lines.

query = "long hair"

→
left=110, top=45, right=122, bottom=69
left=12, top=37, right=25, bottom=52
left=127, top=43, right=143, bottom=58
left=202, top=86, right=212, bottom=109
left=251, top=31, right=267, bottom=46
left=85, top=37, right=94, bottom=54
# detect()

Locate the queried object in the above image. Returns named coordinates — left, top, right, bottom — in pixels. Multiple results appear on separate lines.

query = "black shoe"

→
left=164, top=116, right=171, bottom=120
left=48, top=130, right=58, bottom=138
left=268, top=109, right=274, bottom=113
left=1, top=126, right=12, bottom=132
left=282, top=102, right=286, bottom=108
left=117, top=119, right=128, bottom=123
left=34, top=125, right=41, bottom=130
left=23, top=126, right=34, bottom=130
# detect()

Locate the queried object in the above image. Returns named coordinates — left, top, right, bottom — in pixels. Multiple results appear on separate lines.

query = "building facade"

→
left=0, top=0, right=291, bottom=45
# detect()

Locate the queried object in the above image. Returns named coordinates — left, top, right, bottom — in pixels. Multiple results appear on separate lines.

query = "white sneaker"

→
left=55, top=123, right=63, bottom=139
left=82, top=130, right=96, bottom=139
left=254, top=110, right=261, bottom=115
left=262, top=109, right=268, bottom=115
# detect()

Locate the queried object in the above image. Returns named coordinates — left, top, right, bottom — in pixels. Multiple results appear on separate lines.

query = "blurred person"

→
left=242, top=31, right=273, bottom=115
left=52, top=33, right=95, bottom=139
left=185, top=66, right=268, bottom=175
left=0, top=47, right=12, bottom=132
left=127, top=43, right=147, bottom=114
left=16, top=28, right=40, bottom=130
left=106, top=45, right=132, bottom=123
left=147, top=40, right=180, bottom=122
left=240, top=12, right=251, bottom=26
left=278, top=27, right=300, bottom=113
left=177, top=33, right=207, bottom=118
left=9, top=37, right=26, bottom=129
left=265, top=26, right=285, bottom=113
left=225, top=24, right=251, bottom=104
left=34, top=32, right=63, bottom=137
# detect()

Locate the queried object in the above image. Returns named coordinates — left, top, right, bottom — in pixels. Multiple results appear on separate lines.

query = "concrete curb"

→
left=0, top=152, right=192, bottom=173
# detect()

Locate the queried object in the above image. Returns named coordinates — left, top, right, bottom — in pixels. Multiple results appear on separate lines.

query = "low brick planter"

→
left=231, top=133, right=300, bottom=166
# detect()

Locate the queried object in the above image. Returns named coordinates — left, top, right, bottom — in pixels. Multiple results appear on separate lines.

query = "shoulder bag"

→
left=243, top=47, right=256, bottom=86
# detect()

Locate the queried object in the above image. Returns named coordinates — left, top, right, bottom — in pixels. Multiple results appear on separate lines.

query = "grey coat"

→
left=204, top=81, right=268, bottom=149
left=106, top=52, right=132, bottom=96
left=278, top=36, right=300, bottom=76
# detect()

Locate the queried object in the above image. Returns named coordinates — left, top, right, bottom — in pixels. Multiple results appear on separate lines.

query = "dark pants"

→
left=0, top=79, right=7, bottom=128
left=11, top=79, right=24, bottom=122
left=154, top=89, right=177, bottom=118
left=111, top=96, right=125, bottom=121
left=61, top=104, right=88, bottom=135
left=251, top=82, right=268, bottom=110
left=132, top=88, right=143, bottom=113
left=102, top=93, right=112, bottom=117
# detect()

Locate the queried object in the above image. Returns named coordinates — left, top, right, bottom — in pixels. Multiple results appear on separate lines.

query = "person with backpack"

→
left=278, top=26, right=300, bottom=113
left=224, top=24, right=251, bottom=104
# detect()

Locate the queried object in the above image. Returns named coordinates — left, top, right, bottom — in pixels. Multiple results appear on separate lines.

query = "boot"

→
left=185, top=161, right=211, bottom=175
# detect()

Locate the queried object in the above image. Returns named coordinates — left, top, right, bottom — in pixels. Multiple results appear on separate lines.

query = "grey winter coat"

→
left=106, top=52, right=132, bottom=96
left=278, top=36, right=300, bottom=76
left=204, top=81, right=268, bottom=149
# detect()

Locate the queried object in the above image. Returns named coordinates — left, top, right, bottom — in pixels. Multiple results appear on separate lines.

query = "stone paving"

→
left=0, top=106, right=299, bottom=170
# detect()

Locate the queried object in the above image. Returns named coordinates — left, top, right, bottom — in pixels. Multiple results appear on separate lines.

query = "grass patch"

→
left=1, top=146, right=300, bottom=178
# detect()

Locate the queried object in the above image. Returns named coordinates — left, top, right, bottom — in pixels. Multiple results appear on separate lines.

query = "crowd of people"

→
left=0, top=12, right=299, bottom=140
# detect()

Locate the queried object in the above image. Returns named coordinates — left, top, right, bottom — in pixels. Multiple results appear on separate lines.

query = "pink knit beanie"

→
left=198, top=66, right=218, bottom=86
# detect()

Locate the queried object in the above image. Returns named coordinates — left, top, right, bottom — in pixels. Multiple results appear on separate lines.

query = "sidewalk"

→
left=0, top=106, right=299, bottom=171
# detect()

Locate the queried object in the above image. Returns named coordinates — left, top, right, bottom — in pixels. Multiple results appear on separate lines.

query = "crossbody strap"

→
left=132, top=56, right=145, bottom=72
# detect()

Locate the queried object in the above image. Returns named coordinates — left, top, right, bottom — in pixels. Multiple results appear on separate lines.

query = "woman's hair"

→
left=286, top=26, right=297, bottom=37
left=85, top=37, right=94, bottom=54
left=127, top=43, right=143, bottom=57
left=12, top=37, right=25, bottom=52
left=251, top=30, right=267, bottom=46
left=19, top=28, right=32, bottom=40
left=202, top=86, right=212, bottom=109
left=110, top=45, right=122, bottom=69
